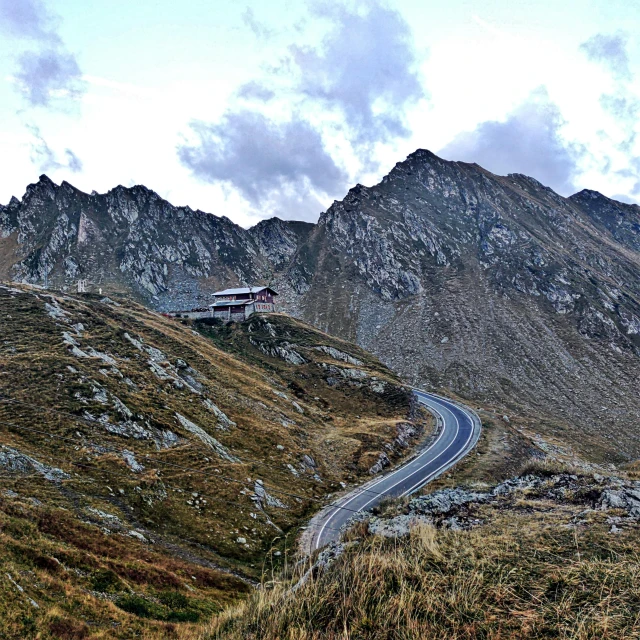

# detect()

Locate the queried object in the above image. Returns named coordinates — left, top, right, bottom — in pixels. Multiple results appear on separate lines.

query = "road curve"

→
left=310, top=390, right=481, bottom=551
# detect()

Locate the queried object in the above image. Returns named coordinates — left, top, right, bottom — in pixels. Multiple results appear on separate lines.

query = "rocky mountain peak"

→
left=59, top=179, right=77, bottom=190
left=404, top=148, right=444, bottom=165
left=571, top=188, right=607, bottom=202
left=0, top=176, right=316, bottom=308
left=24, top=174, right=59, bottom=201
left=384, top=148, right=456, bottom=182
left=341, top=183, right=369, bottom=209
left=570, top=188, right=640, bottom=214
left=37, top=173, right=56, bottom=186
left=568, top=188, right=640, bottom=252
left=276, top=150, right=640, bottom=462
left=8, top=196, right=20, bottom=207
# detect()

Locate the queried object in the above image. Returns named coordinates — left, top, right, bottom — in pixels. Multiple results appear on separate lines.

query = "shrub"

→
left=158, top=590, right=189, bottom=609
left=116, top=592, right=200, bottom=623
left=115, top=594, right=163, bottom=619
left=91, top=568, right=124, bottom=593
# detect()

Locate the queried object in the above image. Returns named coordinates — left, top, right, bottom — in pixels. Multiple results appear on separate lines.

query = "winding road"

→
left=310, top=390, right=482, bottom=551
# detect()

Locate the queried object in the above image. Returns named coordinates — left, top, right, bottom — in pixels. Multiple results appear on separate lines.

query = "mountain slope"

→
left=277, top=151, right=640, bottom=462
left=0, top=284, right=420, bottom=637
left=2, top=151, right=639, bottom=462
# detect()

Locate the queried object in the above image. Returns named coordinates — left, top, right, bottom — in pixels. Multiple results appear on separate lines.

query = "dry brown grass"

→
left=517, top=457, right=587, bottom=478
left=201, top=506, right=640, bottom=639
left=623, top=460, right=640, bottom=480
left=0, top=495, right=246, bottom=639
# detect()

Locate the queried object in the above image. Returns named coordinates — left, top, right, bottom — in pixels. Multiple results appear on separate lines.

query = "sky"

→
left=0, top=0, right=639, bottom=227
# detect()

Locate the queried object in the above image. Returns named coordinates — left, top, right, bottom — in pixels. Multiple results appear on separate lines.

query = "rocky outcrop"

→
left=313, top=345, right=363, bottom=366
left=0, top=446, right=69, bottom=482
left=174, top=413, right=238, bottom=462
left=351, top=471, right=640, bottom=538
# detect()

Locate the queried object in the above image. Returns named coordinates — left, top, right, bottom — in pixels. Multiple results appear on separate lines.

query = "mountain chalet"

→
left=169, top=287, right=278, bottom=322
left=209, top=286, right=277, bottom=321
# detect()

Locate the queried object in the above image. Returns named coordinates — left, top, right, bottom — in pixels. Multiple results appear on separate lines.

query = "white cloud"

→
left=1, top=1, right=639, bottom=220
left=176, top=0, right=427, bottom=221
left=441, top=88, right=586, bottom=194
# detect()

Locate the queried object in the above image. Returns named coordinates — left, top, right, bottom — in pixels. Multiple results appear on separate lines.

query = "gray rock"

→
left=175, top=413, right=238, bottom=462
left=368, top=452, right=390, bottom=475
left=410, top=487, right=490, bottom=516
left=313, top=345, right=363, bottom=366
left=252, top=479, right=287, bottom=509
left=122, top=450, right=144, bottom=473
left=0, top=446, right=69, bottom=482
left=202, top=398, right=237, bottom=431
left=368, top=514, right=432, bottom=538
left=254, top=341, right=306, bottom=365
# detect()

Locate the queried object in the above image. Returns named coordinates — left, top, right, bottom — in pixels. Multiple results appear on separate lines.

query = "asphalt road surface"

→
left=311, top=390, right=481, bottom=551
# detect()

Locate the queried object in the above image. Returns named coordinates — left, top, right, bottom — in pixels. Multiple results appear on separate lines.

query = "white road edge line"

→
left=401, top=392, right=477, bottom=496
left=314, top=396, right=450, bottom=550
left=356, top=404, right=459, bottom=511
left=400, top=408, right=475, bottom=497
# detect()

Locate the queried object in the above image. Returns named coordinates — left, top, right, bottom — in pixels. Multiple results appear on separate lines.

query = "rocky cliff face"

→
left=0, top=177, right=312, bottom=311
left=569, top=189, right=640, bottom=253
left=2, top=152, right=639, bottom=460
left=278, top=151, right=640, bottom=461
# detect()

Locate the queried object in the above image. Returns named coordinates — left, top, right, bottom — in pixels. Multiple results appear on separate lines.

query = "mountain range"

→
left=1, top=149, right=639, bottom=462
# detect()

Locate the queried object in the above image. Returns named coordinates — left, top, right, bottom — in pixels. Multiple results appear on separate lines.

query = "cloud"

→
left=625, top=157, right=640, bottom=196
left=241, top=7, right=273, bottom=41
left=0, top=0, right=84, bottom=108
left=236, top=80, right=275, bottom=102
left=0, top=0, right=57, bottom=41
left=440, top=88, right=585, bottom=195
left=64, top=148, right=83, bottom=172
left=600, top=94, right=640, bottom=123
left=28, top=125, right=83, bottom=173
left=580, top=32, right=638, bottom=130
left=177, top=110, right=346, bottom=220
left=580, top=32, right=631, bottom=81
left=15, top=49, right=84, bottom=107
left=580, top=33, right=640, bottom=199
left=290, top=2, right=425, bottom=148
left=180, top=1, right=425, bottom=221
left=612, top=193, right=639, bottom=205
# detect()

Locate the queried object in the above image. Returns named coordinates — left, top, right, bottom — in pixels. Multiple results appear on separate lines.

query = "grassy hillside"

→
left=0, top=284, right=425, bottom=638
left=206, top=464, right=640, bottom=639
left=194, top=314, right=418, bottom=477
